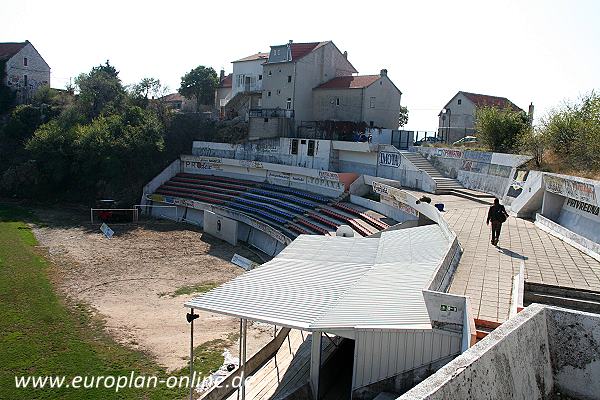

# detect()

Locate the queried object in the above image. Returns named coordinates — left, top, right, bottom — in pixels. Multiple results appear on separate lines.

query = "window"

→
left=336, top=98, right=340, bottom=106
left=369, top=121, right=374, bottom=128
left=369, top=97, right=376, bottom=108
left=264, top=118, right=269, bottom=123
left=277, top=89, right=281, bottom=95
left=286, top=98, right=292, bottom=110
left=23, top=74, right=28, bottom=87
left=307, top=140, right=315, bottom=156
left=267, top=91, right=272, bottom=97
left=268, top=70, right=272, bottom=76
left=458, top=99, right=462, bottom=105
left=23, top=57, right=28, bottom=66
left=291, top=139, right=299, bottom=155
left=287, top=75, right=292, bottom=83
left=301, top=140, right=306, bottom=144
left=258, top=74, right=262, bottom=80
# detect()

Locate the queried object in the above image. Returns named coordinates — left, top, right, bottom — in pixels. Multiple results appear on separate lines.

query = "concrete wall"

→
left=140, top=159, right=181, bottom=205
left=313, top=87, right=364, bottom=122
left=415, top=147, right=532, bottom=198
left=399, top=304, right=600, bottom=400
left=399, top=304, right=553, bottom=400
left=203, top=210, right=238, bottom=246
left=5, top=42, right=50, bottom=103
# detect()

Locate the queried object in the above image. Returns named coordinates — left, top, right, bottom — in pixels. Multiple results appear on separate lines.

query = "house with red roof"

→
left=438, top=91, right=525, bottom=144
left=0, top=40, right=50, bottom=104
left=313, top=69, right=402, bottom=129
left=215, top=69, right=233, bottom=115
left=249, top=40, right=358, bottom=138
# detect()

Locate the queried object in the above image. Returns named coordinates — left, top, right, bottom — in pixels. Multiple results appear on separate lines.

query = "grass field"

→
left=0, top=203, right=226, bottom=399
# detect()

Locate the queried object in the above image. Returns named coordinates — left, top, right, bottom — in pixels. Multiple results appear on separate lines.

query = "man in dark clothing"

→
left=487, top=198, right=509, bottom=246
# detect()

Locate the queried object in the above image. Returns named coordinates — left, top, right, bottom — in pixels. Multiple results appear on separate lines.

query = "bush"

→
left=475, top=106, right=530, bottom=153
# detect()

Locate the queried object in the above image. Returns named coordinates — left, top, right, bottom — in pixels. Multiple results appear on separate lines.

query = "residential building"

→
left=215, top=70, right=232, bottom=117
left=249, top=40, right=357, bottom=139
left=438, top=91, right=523, bottom=144
left=312, top=69, right=402, bottom=129
left=220, top=52, right=267, bottom=120
left=0, top=40, right=50, bottom=104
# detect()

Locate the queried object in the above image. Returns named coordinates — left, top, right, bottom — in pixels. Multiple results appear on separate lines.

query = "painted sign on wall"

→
left=378, top=151, right=401, bottom=168
left=436, top=148, right=463, bottom=159
left=564, top=198, right=600, bottom=221
left=318, top=170, right=340, bottom=182
left=545, top=175, right=598, bottom=206
left=381, top=195, right=419, bottom=217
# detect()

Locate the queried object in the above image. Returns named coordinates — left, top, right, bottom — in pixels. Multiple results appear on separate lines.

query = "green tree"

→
left=474, top=106, right=530, bottom=153
left=398, top=105, right=409, bottom=127
left=75, top=60, right=126, bottom=120
left=130, top=77, right=166, bottom=108
left=179, top=66, right=218, bottom=111
left=0, top=60, right=16, bottom=114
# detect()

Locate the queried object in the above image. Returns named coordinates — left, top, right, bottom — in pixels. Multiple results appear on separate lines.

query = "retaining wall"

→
left=399, top=304, right=600, bottom=400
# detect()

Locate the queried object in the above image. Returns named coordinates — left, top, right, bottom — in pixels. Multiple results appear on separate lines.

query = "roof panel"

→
left=185, top=224, right=450, bottom=331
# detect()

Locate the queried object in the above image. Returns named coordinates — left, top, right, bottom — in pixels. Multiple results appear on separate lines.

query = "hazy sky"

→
left=2, top=0, right=599, bottom=130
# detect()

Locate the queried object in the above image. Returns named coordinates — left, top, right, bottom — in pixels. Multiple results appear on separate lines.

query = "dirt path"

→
left=32, top=208, right=273, bottom=371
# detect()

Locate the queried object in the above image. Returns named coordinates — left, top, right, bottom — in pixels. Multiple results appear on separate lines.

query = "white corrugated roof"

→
left=185, top=224, right=450, bottom=331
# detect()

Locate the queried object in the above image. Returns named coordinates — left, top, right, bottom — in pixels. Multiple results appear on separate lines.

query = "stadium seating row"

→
left=152, top=173, right=390, bottom=239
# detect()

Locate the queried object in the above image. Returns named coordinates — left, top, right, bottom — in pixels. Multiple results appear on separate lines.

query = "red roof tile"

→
left=461, top=91, right=522, bottom=111
left=219, top=73, right=232, bottom=88
left=315, top=75, right=380, bottom=90
left=161, top=93, right=184, bottom=102
left=290, top=42, right=320, bottom=60
left=233, top=52, right=269, bottom=63
left=0, top=41, right=28, bottom=61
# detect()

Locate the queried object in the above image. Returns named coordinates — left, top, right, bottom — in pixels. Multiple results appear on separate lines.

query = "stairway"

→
left=401, top=151, right=463, bottom=194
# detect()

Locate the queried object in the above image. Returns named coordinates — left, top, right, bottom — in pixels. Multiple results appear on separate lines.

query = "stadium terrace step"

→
left=331, top=202, right=389, bottom=231
left=296, top=218, right=331, bottom=235
left=401, top=151, right=468, bottom=194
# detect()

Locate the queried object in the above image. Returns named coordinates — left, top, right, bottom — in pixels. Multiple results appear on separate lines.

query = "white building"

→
left=0, top=40, right=50, bottom=104
left=438, top=91, right=523, bottom=144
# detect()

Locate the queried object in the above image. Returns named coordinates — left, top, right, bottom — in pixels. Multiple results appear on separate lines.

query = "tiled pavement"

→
left=407, top=191, right=600, bottom=323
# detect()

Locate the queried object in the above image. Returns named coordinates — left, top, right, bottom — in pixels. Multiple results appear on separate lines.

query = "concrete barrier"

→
left=199, top=328, right=291, bottom=400
left=398, top=304, right=600, bottom=400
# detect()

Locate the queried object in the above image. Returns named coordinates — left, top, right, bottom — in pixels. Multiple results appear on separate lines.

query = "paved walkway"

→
left=408, top=191, right=600, bottom=323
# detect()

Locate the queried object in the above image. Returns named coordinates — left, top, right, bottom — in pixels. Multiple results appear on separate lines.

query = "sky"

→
left=2, top=0, right=599, bottom=131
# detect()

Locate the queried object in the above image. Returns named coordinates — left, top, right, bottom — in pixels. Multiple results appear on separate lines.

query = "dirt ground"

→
left=32, top=207, right=274, bottom=371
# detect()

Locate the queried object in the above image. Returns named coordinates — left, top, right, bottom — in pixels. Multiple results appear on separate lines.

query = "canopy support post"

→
left=241, top=319, right=247, bottom=400
left=310, top=331, right=322, bottom=400
left=186, top=308, right=199, bottom=400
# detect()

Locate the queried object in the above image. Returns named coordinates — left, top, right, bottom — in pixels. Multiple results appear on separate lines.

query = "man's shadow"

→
left=496, top=246, right=528, bottom=261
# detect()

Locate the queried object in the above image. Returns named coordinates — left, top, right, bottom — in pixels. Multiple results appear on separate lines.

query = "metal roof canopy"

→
left=185, top=224, right=452, bottom=333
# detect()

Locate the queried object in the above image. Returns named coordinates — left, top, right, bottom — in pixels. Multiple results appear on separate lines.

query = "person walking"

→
left=487, top=198, right=509, bottom=246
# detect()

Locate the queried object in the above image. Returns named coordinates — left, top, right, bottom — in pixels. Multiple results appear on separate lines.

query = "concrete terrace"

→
left=408, top=191, right=600, bottom=323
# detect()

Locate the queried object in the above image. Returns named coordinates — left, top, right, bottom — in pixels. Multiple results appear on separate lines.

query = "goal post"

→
left=90, top=208, right=139, bottom=224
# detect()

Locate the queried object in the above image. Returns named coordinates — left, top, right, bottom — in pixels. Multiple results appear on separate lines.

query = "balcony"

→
left=249, top=108, right=295, bottom=119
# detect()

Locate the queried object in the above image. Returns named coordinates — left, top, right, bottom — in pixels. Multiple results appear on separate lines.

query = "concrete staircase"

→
left=401, top=151, right=495, bottom=204
left=401, top=151, right=463, bottom=194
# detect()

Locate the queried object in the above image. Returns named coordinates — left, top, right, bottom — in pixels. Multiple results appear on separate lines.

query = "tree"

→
left=75, top=60, right=126, bottom=120
left=520, top=127, right=546, bottom=168
left=398, top=105, right=409, bottom=128
left=179, top=66, right=218, bottom=111
left=474, top=106, right=530, bottom=153
left=130, top=78, right=167, bottom=108
left=0, top=60, right=16, bottom=114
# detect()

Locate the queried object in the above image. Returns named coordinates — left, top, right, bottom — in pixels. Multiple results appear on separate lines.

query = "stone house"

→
left=438, top=91, right=523, bottom=144
left=0, top=40, right=50, bottom=104
left=312, top=70, right=402, bottom=129
left=249, top=40, right=357, bottom=139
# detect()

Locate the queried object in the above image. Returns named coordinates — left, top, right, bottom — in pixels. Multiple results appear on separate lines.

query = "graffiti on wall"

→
left=461, top=160, right=489, bottom=174
left=464, top=150, right=493, bottom=163
left=506, top=170, right=530, bottom=198
left=488, top=164, right=512, bottom=178
left=378, top=151, right=401, bottom=168
left=545, top=175, right=598, bottom=205
left=435, top=148, right=463, bottom=159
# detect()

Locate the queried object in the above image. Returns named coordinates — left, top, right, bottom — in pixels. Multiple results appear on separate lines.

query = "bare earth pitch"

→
left=32, top=208, right=274, bottom=371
